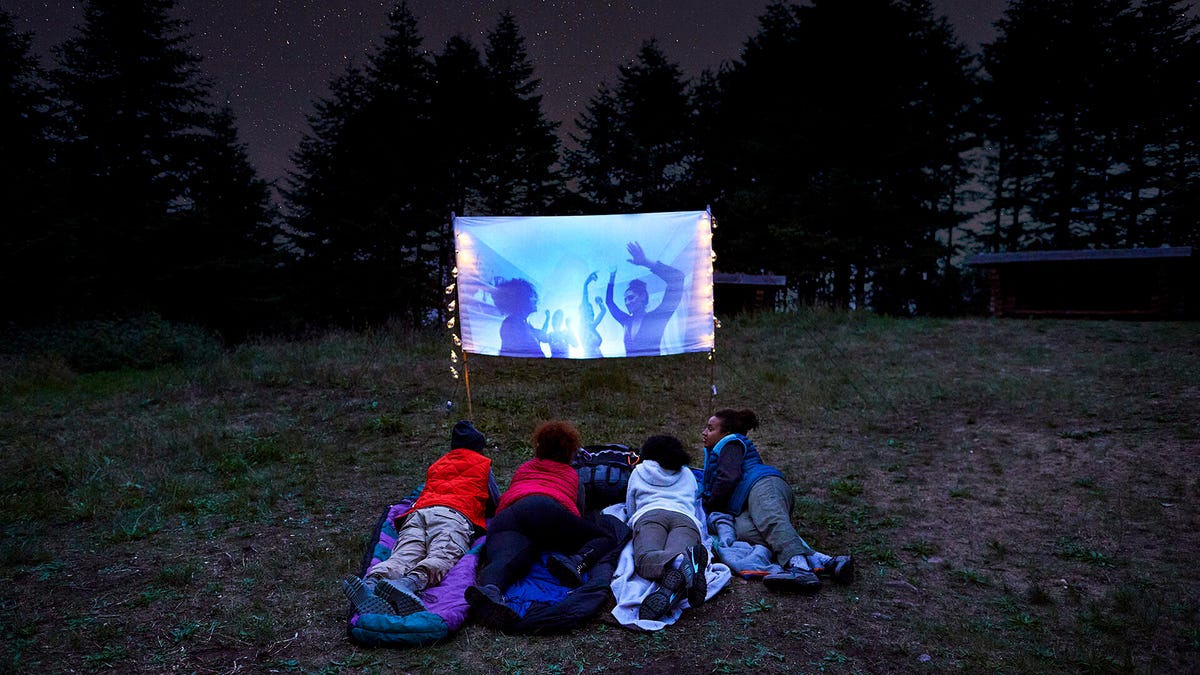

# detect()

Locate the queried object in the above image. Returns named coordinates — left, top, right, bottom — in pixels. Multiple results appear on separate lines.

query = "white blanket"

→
left=602, top=503, right=732, bottom=630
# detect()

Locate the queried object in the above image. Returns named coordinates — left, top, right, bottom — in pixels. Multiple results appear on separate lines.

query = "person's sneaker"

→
left=638, top=567, right=686, bottom=621
left=341, top=575, right=397, bottom=616
left=827, top=555, right=854, bottom=585
left=763, top=567, right=822, bottom=595
left=680, top=545, right=709, bottom=608
left=546, top=552, right=586, bottom=587
left=374, top=578, right=426, bottom=616
left=465, top=584, right=520, bottom=629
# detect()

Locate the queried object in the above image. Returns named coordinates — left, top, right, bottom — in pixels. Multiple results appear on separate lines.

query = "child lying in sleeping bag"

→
left=342, top=420, right=500, bottom=616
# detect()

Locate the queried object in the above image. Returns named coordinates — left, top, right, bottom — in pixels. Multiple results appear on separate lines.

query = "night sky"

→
left=6, top=1, right=1007, bottom=190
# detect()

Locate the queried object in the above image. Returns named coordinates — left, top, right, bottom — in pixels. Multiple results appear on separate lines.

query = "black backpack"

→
left=572, top=444, right=641, bottom=512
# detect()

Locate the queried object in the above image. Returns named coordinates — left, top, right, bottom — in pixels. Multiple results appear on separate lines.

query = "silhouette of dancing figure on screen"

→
left=493, top=278, right=549, bottom=357
left=579, top=272, right=607, bottom=358
left=606, top=242, right=684, bottom=357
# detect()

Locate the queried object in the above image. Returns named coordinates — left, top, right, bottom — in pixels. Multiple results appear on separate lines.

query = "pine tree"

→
left=566, top=40, right=696, bottom=212
left=0, top=9, right=62, bottom=321
left=285, top=1, right=441, bottom=328
left=48, top=0, right=271, bottom=329
left=478, top=11, right=562, bottom=215
left=703, top=0, right=976, bottom=313
left=978, top=0, right=1199, bottom=250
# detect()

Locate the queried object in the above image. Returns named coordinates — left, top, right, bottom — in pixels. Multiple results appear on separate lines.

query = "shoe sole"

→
left=375, top=583, right=426, bottom=616
left=763, top=573, right=822, bottom=595
left=342, top=576, right=397, bottom=616
left=638, top=588, right=673, bottom=621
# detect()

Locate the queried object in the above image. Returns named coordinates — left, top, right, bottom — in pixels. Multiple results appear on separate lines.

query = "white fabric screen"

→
left=454, top=211, right=715, bottom=358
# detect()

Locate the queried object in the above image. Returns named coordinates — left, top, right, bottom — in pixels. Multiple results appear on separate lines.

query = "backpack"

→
left=572, top=444, right=641, bottom=513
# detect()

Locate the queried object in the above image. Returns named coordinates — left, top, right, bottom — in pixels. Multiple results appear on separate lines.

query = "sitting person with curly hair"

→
left=467, top=420, right=620, bottom=627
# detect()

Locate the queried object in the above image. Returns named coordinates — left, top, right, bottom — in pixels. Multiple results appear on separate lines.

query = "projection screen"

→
left=454, top=211, right=715, bottom=359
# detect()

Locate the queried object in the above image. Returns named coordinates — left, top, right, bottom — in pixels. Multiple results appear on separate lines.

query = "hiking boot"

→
left=679, top=545, right=709, bottom=608
left=466, top=584, right=520, bottom=629
left=547, top=552, right=587, bottom=588
left=341, top=575, right=397, bottom=616
left=638, top=567, right=686, bottom=621
left=763, top=567, right=822, bottom=595
left=374, top=578, right=426, bottom=616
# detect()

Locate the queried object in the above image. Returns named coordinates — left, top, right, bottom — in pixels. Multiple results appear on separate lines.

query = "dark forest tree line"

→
left=2, top=0, right=1198, bottom=338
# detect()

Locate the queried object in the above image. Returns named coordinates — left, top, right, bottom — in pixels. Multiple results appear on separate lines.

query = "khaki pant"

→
left=368, top=505, right=472, bottom=589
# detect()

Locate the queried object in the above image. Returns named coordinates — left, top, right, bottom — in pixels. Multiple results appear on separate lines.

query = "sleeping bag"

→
left=346, top=495, right=481, bottom=647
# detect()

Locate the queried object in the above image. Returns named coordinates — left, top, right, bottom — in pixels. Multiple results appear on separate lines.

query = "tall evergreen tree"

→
left=48, top=0, right=271, bottom=330
left=704, top=0, right=976, bottom=313
left=566, top=40, right=696, bottom=212
left=431, top=34, right=491, bottom=217
left=478, top=11, right=562, bottom=215
left=285, top=1, right=441, bottom=328
left=0, top=9, right=62, bottom=321
left=979, top=0, right=1199, bottom=249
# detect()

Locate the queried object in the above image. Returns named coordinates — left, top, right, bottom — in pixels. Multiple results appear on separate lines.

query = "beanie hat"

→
left=451, top=420, right=486, bottom=452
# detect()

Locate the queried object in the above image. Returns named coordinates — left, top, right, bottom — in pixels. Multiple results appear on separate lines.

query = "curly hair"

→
left=639, top=435, right=689, bottom=471
left=532, top=420, right=581, bottom=463
left=712, top=408, right=759, bottom=435
left=492, top=278, right=537, bottom=316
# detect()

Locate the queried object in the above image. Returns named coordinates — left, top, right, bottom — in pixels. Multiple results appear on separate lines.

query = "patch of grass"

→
left=159, top=561, right=199, bottom=588
left=828, top=475, right=863, bottom=500
left=742, top=598, right=774, bottom=614
left=82, top=645, right=127, bottom=669
left=951, top=568, right=991, bottom=586
left=857, top=536, right=901, bottom=567
left=1054, top=536, right=1111, bottom=566
left=902, top=539, right=937, bottom=557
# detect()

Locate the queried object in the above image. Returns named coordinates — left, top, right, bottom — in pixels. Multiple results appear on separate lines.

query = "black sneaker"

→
left=763, top=567, right=822, bottom=595
left=374, top=579, right=426, bottom=616
left=341, top=575, right=397, bottom=616
left=547, top=553, right=586, bottom=587
left=638, top=567, right=686, bottom=621
left=681, top=545, right=709, bottom=608
left=466, top=584, right=520, bottom=629
left=828, top=555, right=854, bottom=585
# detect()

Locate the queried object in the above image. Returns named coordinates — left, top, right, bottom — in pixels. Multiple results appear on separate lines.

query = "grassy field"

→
left=1, top=311, right=1198, bottom=673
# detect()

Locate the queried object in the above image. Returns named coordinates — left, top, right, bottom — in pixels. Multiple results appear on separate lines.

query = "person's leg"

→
left=735, top=475, right=814, bottom=563
left=477, top=503, right=536, bottom=591
left=632, top=510, right=673, bottom=580
left=661, top=517, right=702, bottom=560
left=406, top=506, right=473, bottom=589
left=365, top=510, right=428, bottom=582
left=520, top=496, right=618, bottom=586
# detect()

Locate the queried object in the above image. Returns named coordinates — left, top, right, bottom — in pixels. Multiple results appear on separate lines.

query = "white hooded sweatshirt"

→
left=624, top=459, right=704, bottom=532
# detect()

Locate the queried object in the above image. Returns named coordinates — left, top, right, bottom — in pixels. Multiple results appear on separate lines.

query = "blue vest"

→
left=701, top=434, right=783, bottom=514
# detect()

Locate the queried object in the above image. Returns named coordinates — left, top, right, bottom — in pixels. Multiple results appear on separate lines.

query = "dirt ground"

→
left=2, top=316, right=1197, bottom=673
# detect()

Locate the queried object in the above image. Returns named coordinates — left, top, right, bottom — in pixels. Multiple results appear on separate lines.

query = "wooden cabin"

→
left=713, top=272, right=788, bottom=314
left=966, top=247, right=1195, bottom=318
